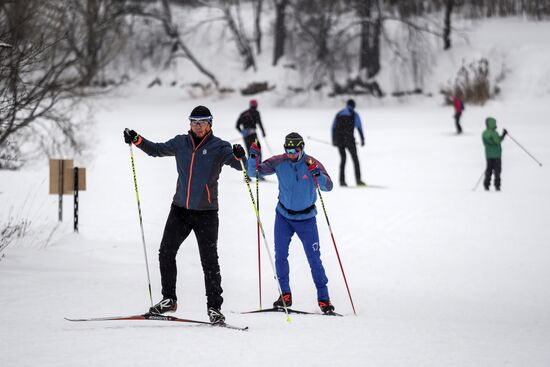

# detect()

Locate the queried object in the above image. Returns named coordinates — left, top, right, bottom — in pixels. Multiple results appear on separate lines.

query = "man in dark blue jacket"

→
left=124, top=105, right=246, bottom=324
left=248, top=132, right=336, bottom=314
left=332, top=99, right=366, bottom=187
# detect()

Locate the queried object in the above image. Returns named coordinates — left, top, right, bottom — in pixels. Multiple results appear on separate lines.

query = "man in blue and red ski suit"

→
left=453, top=95, right=465, bottom=134
left=247, top=132, right=336, bottom=314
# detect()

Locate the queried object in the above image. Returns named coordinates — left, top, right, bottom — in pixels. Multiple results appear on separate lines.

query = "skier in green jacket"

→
left=482, top=117, right=507, bottom=191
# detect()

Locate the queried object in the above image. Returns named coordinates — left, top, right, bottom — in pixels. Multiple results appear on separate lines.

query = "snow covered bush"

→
left=441, top=58, right=502, bottom=105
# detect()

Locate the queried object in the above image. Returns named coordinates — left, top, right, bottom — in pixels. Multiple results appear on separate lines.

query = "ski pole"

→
left=255, top=153, right=262, bottom=310
left=307, top=135, right=358, bottom=146
left=309, top=160, right=357, bottom=315
left=239, top=159, right=292, bottom=323
left=128, top=142, right=154, bottom=308
left=306, top=136, right=332, bottom=145
left=261, top=136, right=274, bottom=156
left=472, top=170, right=485, bottom=191
left=506, top=132, right=543, bottom=167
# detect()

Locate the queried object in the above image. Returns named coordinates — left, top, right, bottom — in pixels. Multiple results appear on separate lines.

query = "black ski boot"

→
left=273, top=292, right=292, bottom=308
left=318, top=300, right=335, bottom=314
left=149, top=298, right=177, bottom=314
left=208, top=307, right=226, bottom=325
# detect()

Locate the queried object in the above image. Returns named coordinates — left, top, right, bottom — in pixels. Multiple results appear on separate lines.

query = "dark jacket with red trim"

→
left=136, top=131, right=243, bottom=210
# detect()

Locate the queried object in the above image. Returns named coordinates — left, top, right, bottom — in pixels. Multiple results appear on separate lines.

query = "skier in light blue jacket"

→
left=247, top=132, right=336, bottom=314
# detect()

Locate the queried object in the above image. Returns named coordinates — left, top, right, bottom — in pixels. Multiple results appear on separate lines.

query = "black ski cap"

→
left=284, top=132, right=304, bottom=149
left=347, top=99, right=356, bottom=109
left=189, top=105, right=213, bottom=124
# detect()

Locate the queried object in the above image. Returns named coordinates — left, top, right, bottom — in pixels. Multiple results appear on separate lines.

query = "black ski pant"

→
left=484, top=158, right=502, bottom=190
left=337, top=141, right=361, bottom=185
left=454, top=112, right=463, bottom=134
left=158, top=204, right=223, bottom=310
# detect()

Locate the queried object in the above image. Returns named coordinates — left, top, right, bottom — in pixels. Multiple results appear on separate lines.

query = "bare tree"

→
left=158, top=0, right=220, bottom=85
left=63, top=0, right=130, bottom=86
left=272, top=0, right=289, bottom=66
left=443, top=0, right=453, bottom=50
left=220, top=0, right=256, bottom=71
left=253, top=0, right=263, bottom=54
left=125, top=0, right=220, bottom=87
left=357, top=0, right=382, bottom=79
left=0, top=0, right=94, bottom=166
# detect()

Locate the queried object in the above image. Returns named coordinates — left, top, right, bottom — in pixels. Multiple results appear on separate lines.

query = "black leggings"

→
left=158, top=204, right=223, bottom=309
left=454, top=112, right=463, bottom=133
left=337, top=141, right=361, bottom=184
left=484, top=158, right=502, bottom=189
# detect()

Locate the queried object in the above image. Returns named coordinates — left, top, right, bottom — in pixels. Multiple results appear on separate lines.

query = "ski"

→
left=65, top=313, right=249, bottom=331
left=240, top=307, right=342, bottom=317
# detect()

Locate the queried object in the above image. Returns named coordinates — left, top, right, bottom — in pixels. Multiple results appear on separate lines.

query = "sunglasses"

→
left=189, top=118, right=211, bottom=126
left=285, top=147, right=301, bottom=154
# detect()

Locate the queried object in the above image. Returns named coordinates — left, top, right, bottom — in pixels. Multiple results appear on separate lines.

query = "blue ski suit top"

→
left=136, top=131, right=243, bottom=210
left=248, top=151, right=333, bottom=220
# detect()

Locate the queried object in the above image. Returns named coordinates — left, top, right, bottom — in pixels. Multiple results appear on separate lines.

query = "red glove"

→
left=307, top=160, right=321, bottom=177
left=249, top=142, right=261, bottom=158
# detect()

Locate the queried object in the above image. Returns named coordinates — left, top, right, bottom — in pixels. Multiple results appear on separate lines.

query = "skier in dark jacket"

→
left=236, top=99, right=266, bottom=160
left=482, top=116, right=507, bottom=191
left=453, top=95, right=465, bottom=134
left=247, top=132, right=336, bottom=314
left=123, top=105, right=246, bottom=324
left=332, top=99, right=365, bottom=187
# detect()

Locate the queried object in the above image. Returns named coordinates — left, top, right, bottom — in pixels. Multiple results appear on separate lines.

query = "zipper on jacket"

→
left=205, top=184, right=211, bottom=204
left=185, top=132, right=211, bottom=209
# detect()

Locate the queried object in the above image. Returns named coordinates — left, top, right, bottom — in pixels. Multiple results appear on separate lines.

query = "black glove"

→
left=124, top=128, right=138, bottom=144
left=502, top=128, right=508, bottom=136
left=233, top=144, right=246, bottom=159
left=361, top=139, right=365, bottom=147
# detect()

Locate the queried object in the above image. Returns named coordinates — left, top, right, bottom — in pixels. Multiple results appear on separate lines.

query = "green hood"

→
left=485, top=117, right=497, bottom=130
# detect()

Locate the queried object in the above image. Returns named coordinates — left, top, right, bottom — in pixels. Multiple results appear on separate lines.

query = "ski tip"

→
left=323, top=311, right=344, bottom=317
left=214, top=322, right=249, bottom=331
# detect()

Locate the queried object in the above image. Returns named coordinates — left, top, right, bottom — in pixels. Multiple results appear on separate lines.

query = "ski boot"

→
left=149, top=298, right=177, bottom=314
left=273, top=292, right=292, bottom=308
left=208, top=307, right=226, bottom=325
left=318, top=299, right=335, bottom=314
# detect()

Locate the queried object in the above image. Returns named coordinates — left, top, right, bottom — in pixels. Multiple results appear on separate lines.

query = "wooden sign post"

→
left=49, top=159, right=86, bottom=232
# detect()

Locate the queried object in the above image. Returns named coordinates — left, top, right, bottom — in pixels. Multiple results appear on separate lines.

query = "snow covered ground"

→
left=1, top=90, right=549, bottom=367
left=2, top=17, right=550, bottom=367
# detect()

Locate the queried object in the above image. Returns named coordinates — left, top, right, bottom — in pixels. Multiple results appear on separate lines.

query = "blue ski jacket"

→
left=136, top=131, right=243, bottom=210
left=249, top=151, right=333, bottom=220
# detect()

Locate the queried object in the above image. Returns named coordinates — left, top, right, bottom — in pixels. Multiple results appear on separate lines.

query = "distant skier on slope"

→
left=236, top=99, right=266, bottom=179
left=123, top=105, right=247, bottom=324
left=247, top=132, right=336, bottom=314
left=331, top=99, right=366, bottom=187
left=482, top=116, right=507, bottom=191
left=453, top=95, right=465, bottom=134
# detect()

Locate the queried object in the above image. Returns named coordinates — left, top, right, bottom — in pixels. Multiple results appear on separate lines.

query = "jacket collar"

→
left=188, top=130, right=213, bottom=150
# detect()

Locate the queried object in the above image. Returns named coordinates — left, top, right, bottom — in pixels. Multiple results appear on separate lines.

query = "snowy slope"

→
left=1, top=18, right=550, bottom=367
